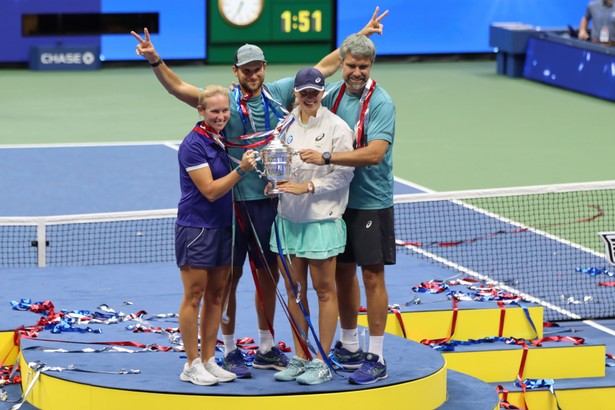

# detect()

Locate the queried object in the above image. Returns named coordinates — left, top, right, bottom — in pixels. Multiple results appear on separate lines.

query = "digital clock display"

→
left=208, top=0, right=333, bottom=63
left=271, top=1, right=332, bottom=41
left=280, top=9, right=322, bottom=33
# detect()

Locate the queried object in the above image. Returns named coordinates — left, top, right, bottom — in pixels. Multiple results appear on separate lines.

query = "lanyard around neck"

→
left=233, top=85, right=287, bottom=133
left=193, top=122, right=226, bottom=150
left=329, top=79, right=376, bottom=148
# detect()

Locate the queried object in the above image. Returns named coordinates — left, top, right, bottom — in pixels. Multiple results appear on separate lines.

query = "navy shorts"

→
left=175, top=225, right=232, bottom=268
left=233, top=198, right=278, bottom=268
left=337, top=207, right=396, bottom=267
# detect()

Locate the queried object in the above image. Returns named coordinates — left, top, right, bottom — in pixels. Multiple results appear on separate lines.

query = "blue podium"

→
left=489, top=23, right=568, bottom=78
left=489, top=23, right=538, bottom=78
left=523, top=33, right=615, bottom=102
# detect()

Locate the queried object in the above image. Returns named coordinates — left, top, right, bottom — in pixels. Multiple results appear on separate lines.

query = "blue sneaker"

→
left=223, top=348, right=252, bottom=378
left=252, top=346, right=289, bottom=371
left=329, top=340, right=364, bottom=370
left=348, top=353, right=387, bottom=385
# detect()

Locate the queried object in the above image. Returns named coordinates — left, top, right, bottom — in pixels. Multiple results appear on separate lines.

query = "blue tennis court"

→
left=0, top=143, right=423, bottom=216
left=0, top=144, right=180, bottom=216
left=1, top=143, right=615, bottom=410
left=1, top=143, right=614, bottom=322
left=0, top=143, right=483, bottom=409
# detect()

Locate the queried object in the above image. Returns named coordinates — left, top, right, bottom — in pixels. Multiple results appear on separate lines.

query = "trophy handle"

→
left=252, top=151, right=267, bottom=180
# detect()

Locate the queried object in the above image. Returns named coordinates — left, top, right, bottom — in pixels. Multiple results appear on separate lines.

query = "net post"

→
left=37, top=221, right=46, bottom=268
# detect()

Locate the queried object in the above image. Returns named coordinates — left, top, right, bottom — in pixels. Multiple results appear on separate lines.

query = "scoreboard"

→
left=1, top=0, right=582, bottom=65
left=208, top=0, right=335, bottom=64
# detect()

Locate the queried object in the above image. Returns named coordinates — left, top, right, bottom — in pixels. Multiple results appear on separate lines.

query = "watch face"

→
left=219, top=0, right=264, bottom=27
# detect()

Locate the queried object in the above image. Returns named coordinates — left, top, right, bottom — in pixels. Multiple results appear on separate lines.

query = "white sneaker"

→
left=180, top=358, right=218, bottom=386
left=203, top=356, right=237, bottom=382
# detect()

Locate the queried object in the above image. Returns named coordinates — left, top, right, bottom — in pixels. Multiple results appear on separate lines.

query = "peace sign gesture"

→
left=359, top=6, right=389, bottom=37
left=130, top=27, right=159, bottom=63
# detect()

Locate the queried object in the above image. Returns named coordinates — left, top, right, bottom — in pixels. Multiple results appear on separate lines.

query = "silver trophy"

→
left=259, top=137, right=294, bottom=194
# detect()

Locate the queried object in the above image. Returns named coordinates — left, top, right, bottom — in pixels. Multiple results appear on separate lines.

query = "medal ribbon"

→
left=233, top=85, right=288, bottom=134
left=193, top=114, right=294, bottom=168
left=235, top=88, right=256, bottom=132
left=193, top=122, right=226, bottom=150
left=261, top=84, right=290, bottom=116
left=330, top=79, right=376, bottom=148
left=224, top=114, right=295, bottom=158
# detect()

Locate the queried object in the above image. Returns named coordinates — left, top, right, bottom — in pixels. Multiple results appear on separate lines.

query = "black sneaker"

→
left=252, top=346, right=289, bottom=371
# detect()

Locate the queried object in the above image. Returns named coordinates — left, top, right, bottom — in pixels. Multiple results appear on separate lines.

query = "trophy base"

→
left=268, top=188, right=283, bottom=195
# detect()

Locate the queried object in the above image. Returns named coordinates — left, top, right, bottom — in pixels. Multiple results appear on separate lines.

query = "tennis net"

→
left=394, top=180, right=615, bottom=322
left=2, top=181, right=614, bottom=321
left=0, top=209, right=177, bottom=268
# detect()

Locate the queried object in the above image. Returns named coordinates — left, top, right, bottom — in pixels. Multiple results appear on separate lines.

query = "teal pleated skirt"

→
left=269, top=215, right=346, bottom=260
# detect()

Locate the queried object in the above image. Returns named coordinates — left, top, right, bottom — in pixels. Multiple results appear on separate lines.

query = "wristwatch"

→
left=322, top=152, right=331, bottom=165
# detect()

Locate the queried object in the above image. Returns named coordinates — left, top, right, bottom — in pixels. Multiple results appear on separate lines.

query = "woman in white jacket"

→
left=267, top=67, right=355, bottom=385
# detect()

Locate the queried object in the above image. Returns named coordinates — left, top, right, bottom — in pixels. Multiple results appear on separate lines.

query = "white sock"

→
left=222, top=334, right=236, bottom=356
left=368, top=335, right=385, bottom=364
left=340, top=328, right=360, bottom=352
left=258, top=329, right=274, bottom=353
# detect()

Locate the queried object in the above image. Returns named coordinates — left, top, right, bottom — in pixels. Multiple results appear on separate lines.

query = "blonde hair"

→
left=198, top=85, right=229, bottom=109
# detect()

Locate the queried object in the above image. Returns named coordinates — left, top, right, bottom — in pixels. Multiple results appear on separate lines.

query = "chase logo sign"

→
left=40, top=51, right=97, bottom=65
left=29, top=46, right=101, bottom=71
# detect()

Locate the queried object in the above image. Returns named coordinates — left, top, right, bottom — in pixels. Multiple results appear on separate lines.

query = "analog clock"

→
left=219, top=0, right=264, bottom=27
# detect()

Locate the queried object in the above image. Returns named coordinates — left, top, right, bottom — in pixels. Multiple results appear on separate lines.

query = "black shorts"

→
left=337, top=207, right=396, bottom=267
left=233, top=198, right=278, bottom=268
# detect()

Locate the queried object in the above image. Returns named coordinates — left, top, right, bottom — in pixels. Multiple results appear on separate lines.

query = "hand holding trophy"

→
left=255, top=115, right=297, bottom=195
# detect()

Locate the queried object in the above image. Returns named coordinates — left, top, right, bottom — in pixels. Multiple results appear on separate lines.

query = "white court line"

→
left=394, top=175, right=433, bottom=193
left=164, top=142, right=180, bottom=151
left=584, top=320, right=615, bottom=337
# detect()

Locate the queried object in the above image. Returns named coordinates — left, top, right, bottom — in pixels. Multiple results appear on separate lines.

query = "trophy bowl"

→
left=260, top=138, right=293, bottom=194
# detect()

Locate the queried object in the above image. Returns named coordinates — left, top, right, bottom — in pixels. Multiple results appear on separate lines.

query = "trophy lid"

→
left=263, top=137, right=292, bottom=153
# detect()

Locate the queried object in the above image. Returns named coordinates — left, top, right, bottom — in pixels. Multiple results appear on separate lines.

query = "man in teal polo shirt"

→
left=301, top=33, right=396, bottom=385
